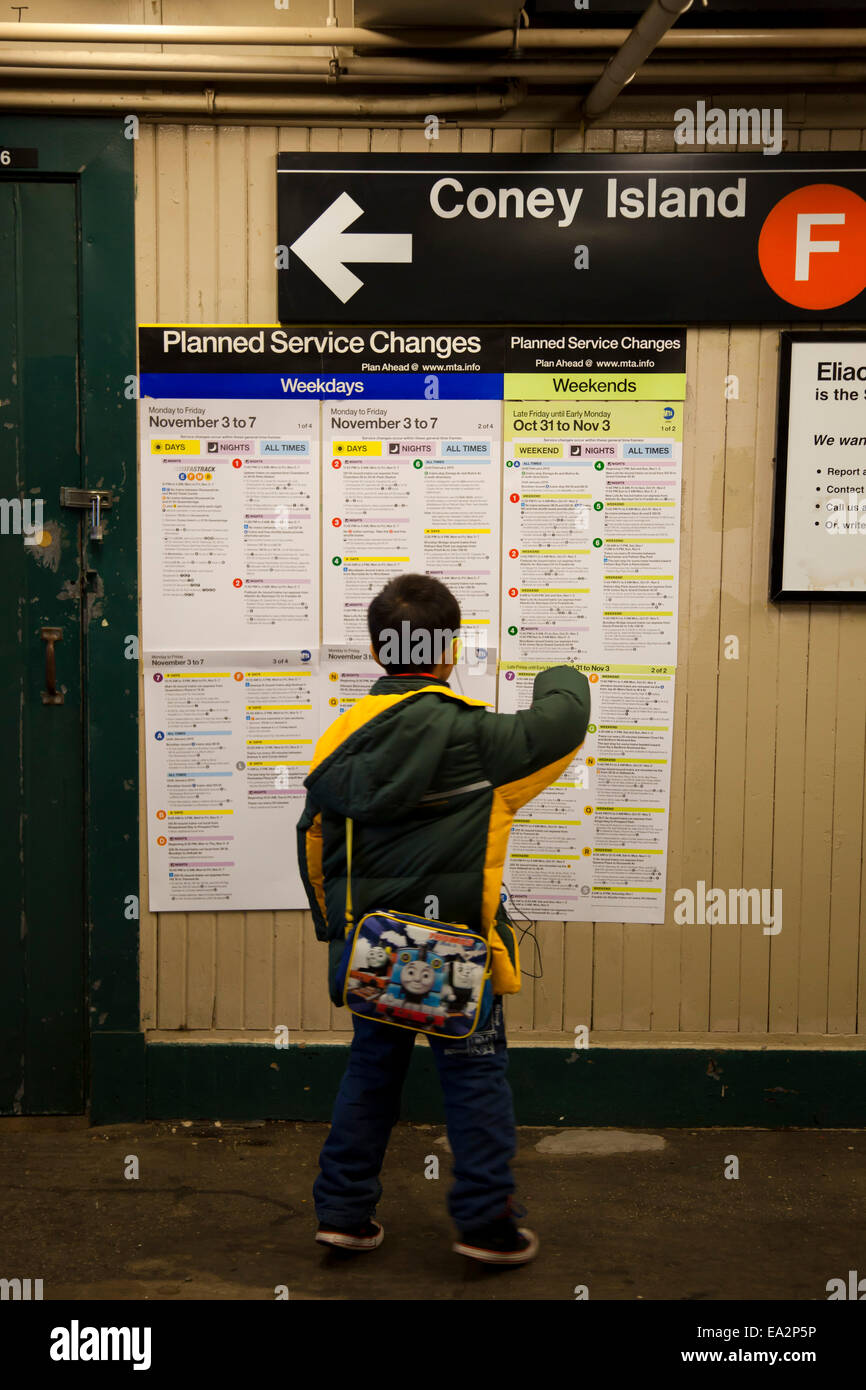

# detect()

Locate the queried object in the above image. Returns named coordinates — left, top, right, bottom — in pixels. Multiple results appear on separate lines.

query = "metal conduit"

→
left=582, top=0, right=694, bottom=119
left=0, top=22, right=865, bottom=51
left=0, top=84, right=528, bottom=116
left=0, top=61, right=861, bottom=93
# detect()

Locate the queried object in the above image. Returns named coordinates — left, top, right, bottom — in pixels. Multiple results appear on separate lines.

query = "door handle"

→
left=40, top=627, right=64, bottom=706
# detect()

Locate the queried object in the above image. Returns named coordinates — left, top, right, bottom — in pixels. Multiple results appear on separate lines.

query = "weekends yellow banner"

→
left=505, top=372, right=686, bottom=401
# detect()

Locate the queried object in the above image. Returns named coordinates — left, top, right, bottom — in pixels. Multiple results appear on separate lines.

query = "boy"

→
left=297, top=574, right=590, bottom=1265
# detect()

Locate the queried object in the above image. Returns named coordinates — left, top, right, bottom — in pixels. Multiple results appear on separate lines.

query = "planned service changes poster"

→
left=139, top=323, right=685, bottom=920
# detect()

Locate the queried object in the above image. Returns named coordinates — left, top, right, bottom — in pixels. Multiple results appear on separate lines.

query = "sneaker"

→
left=315, top=1219, right=384, bottom=1251
left=452, top=1216, right=539, bottom=1266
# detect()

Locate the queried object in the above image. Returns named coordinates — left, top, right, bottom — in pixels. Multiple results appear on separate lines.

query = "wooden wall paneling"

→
left=186, top=125, right=218, bottom=320
left=186, top=912, right=217, bottom=1029
left=710, top=327, right=760, bottom=1030
left=244, top=909, right=276, bottom=1030
left=828, top=604, right=866, bottom=1033
left=678, top=327, right=729, bottom=1030
left=274, top=909, right=304, bottom=1034
left=301, top=909, right=333, bottom=1030
left=797, top=603, right=841, bottom=1032
left=213, top=910, right=245, bottom=1029
left=156, top=913, right=187, bottom=1029
left=215, top=124, right=248, bottom=320
left=739, top=326, right=782, bottom=1033
left=155, top=124, right=187, bottom=317
left=533, top=921, right=565, bottom=1033
left=247, top=125, right=278, bottom=321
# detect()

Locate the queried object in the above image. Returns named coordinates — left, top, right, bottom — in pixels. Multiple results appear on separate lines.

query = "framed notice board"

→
left=771, top=332, right=866, bottom=601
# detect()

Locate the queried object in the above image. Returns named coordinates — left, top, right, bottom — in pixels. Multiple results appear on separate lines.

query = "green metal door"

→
left=0, top=178, right=86, bottom=1113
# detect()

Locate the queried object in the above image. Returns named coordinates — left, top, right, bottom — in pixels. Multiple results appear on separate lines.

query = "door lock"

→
left=60, top=486, right=113, bottom=541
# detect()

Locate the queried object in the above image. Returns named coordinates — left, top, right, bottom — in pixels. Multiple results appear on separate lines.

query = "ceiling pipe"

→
left=2, top=43, right=863, bottom=81
left=3, top=61, right=866, bottom=89
left=0, top=48, right=345, bottom=74
left=582, top=0, right=694, bottom=120
left=0, top=83, right=527, bottom=116
left=0, top=22, right=865, bottom=52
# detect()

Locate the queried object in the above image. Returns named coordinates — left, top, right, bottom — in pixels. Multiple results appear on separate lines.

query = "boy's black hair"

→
left=367, top=573, right=461, bottom=674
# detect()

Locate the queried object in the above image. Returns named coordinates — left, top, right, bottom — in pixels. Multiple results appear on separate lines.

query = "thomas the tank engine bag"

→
left=335, top=819, right=493, bottom=1039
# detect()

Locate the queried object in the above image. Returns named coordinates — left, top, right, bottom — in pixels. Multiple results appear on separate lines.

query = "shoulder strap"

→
left=344, top=818, right=354, bottom=934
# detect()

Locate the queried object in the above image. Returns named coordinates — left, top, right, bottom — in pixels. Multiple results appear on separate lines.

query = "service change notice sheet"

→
left=313, top=325, right=504, bottom=648
left=322, top=400, right=501, bottom=647
left=144, top=650, right=318, bottom=911
left=140, top=396, right=319, bottom=652
left=501, top=401, right=683, bottom=664
left=498, top=662, right=675, bottom=923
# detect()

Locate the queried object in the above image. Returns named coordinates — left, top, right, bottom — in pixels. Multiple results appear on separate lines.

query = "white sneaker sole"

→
left=452, top=1227, right=539, bottom=1265
left=316, top=1222, right=384, bottom=1251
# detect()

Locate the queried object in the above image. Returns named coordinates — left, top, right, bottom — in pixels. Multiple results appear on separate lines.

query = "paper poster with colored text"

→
left=144, top=650, right=318, bottom=911
left=498, top=662, right=675, bottom=923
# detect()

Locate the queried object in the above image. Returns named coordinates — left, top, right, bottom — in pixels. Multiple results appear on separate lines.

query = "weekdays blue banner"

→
left=140, top=372, right=504, bottom=400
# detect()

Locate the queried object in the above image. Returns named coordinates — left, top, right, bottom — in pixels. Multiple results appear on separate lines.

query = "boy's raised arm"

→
left=476, top=665, right=591, bottom=808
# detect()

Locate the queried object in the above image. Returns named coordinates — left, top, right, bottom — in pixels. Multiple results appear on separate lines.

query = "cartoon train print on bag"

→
left=346, top=919, right=488, bottom=1029
left=378, top=943, right=448, bottom=1025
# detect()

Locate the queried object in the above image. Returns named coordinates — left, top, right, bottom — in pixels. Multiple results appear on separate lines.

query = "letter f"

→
left=795, top=212, right=844, bottom=282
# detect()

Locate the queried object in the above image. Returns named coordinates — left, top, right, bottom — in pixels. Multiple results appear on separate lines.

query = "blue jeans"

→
left=313, top=997, right=517, bottom=1235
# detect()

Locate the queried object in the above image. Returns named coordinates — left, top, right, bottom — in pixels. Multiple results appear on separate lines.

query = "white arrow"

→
left=289, top=191, right=413, bottom=303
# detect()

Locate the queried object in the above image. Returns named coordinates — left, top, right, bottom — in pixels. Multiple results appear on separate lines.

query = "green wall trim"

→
left=91, top=1031, right=146, bottom=1125
left=144, top=1041, right=866, bottom=1128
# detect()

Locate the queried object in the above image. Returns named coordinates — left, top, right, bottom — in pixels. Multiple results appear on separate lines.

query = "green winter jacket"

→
left=297, top=665, right=591, bottom=1006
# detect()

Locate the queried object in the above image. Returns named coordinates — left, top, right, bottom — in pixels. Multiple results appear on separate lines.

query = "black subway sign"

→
left=277, top=153, right=866, bottom=324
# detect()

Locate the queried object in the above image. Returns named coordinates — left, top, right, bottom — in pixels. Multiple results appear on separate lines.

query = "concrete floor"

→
left=1, top=1120, right=863, bottom=1301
